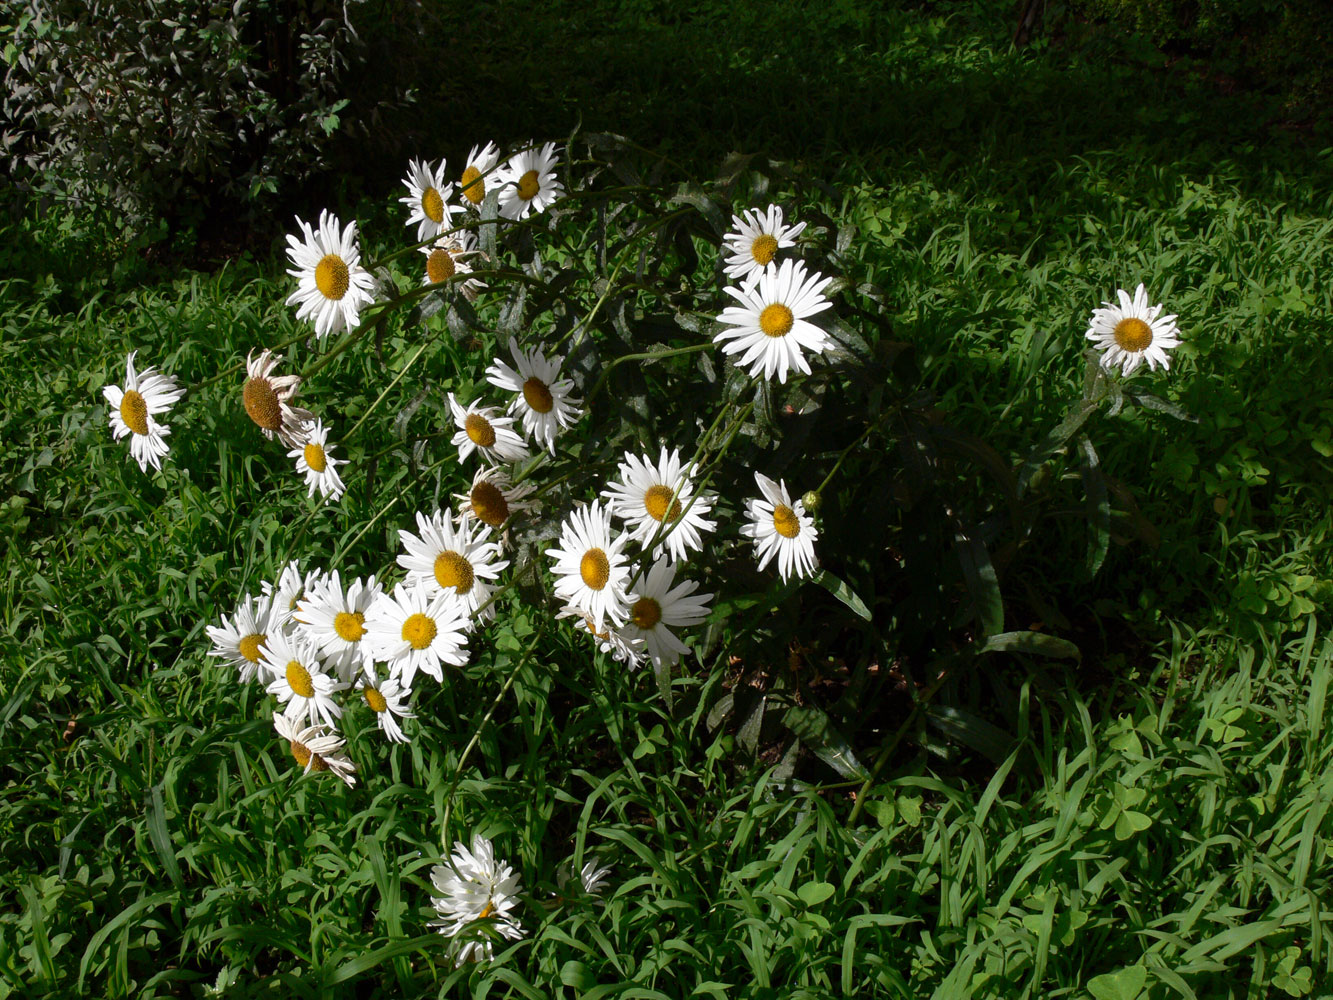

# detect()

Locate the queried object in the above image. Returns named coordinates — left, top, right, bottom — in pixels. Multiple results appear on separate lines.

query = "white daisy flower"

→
left=242, top=348, right=315, bottom=448
left=420, top=231, right=485, bottom=302
left=397, top=508, right=509, bottom=622
left=739, top=472, right=819, bottom=583
left=484, top=336, right=583, bottom=454
left=429, top=834, right=525, bottom=966
left=1085, top=283, right=1182, bottom=376
left=102, top=351, right=184, bottom=473
left=557, top=603, right=646, bottom=667
left=293, top=571, right=382, bottom=682
left=287, top=418, right=347, bottom=502
left=205, top=591, right=279, bottom=683
left=621, top=557, right=713, bottom=670
left=272, top=712, right=356, bottom=787
left=715, top=259, right=836, bottom=384
left=284, top=209, right=377, bottom=340
left=601, top=447, right=717, bottom=562
left=722, top=205, right=806, bottom=281
left=559, top=858, right=614, bottom=897
left=454, top=467, right=540, bottom=533
left=263, top=560, right=326, bottom=626
left=355, top=669, right=414, bottom=744
left=497, top=142, right=564, bottom=220
left=261, top=627, right=347, bottom=728
left=400, top=157, right=456, bottom=242
left=458, top=142, right=501, bottom=210
left=546, top=501, right=632, bottom=632
left=448, top=392, right=531, bottom=465
left=364, top=582, right=470, bottom=687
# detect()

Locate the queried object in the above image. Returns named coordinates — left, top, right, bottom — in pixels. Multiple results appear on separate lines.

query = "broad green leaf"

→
left=781, top=704, right=870, bottom=779
left=977, top=631, right=1080, bottom=660
left=808, top=569, right=872, bottom=620
left=1087, top=965, right=1147, bottom=1000
left=796, top=881, right=835, bottom=907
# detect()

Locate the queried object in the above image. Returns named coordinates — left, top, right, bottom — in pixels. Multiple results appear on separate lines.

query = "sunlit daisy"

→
left=420, top=231, right=485, bottom=302
left=242, top=349, right=315, bottom=447
left=261, top=627, right=347, bottom=728
left=458, top=141, right=501, bottom=210
left=400, top=157, right=456, bottom=242
left=740, top=472, right=818, bottom=582
left=547, top=501, right=631, bottom=631
left=448, top=393, right=531, bottom=465
left=557, top=604, right=645, bottom=667
left=497, top=142, right=564, bottom=220
left=429, top=834, right=525, bottom=966
left=722, top=205, right=806, bottom=281
left=364, top=582, right=470, bottom=687
left=285, top=209, right=377, bottom=340
left=102, top=351, right=184, bottom=473
left=1085, top=283, right=1182, bottom=376
left=484, top=336, right=583, bottom=454
left=294, top=571, right=382, bottom=682
left=355, top=669, right=414, bottom=744
left=621, top=557, right=713, bottom=670
left=454, top=467, right=540, bottom=533
left=205, top=591, right=279, bottom=683
left=601, top=447, right=716, bottom=562
left=715, top=259, right=835, bottom=383
left=272, top=712, right=356, bottom=787
left=397, top=509, right=509, bottom=622
left=263, top=560, right=326, bottom=626
left=287, top=418, right=347, bottom=502
left=559, top=858, right=614, bottom=897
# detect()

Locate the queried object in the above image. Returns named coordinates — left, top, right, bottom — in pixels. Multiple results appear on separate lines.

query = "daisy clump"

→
left=294, top=571, right=381, bottom=683
left=740, top=472, right=819, bottom=583
left=102, top=351, right=184, bottom=473
left=602, top=446, right=717, bottom=563
left=1085, top=283, right=1182, bottom=376
left=484, top=337, right=583, bottom=454
left=722, top=204, right=806, bottom=282
left=715, top=259, right=836, bottom=383
left=429, top=834, right=525, bottom=966
left=285, top=209, right=377, bottom=340
left=261, top=627, right=347, bottom=728
left=400, top=157, right=455, bottom=242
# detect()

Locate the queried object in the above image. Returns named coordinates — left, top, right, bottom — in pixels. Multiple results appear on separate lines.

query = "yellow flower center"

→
left=363, top=686, right=388, bottom=713
left=333, top=611, right=365, bottom=642
left=434, top=551, right=475, bottom=594
left=750, top=234, right=779, bottom=266
left=464, top=413, right=497, bottom=447
left=1112, top=317, right=1153, bottom=352
left=426, top=248, right=456, bottom=284
left=290, top=740, right=312, bottom=768
left=522, top=377, right=554, bottom=413
left=631, top=597, right=662, bottom=630
left=422, top=186, right=445, bottom=224
left=470, top=481, right=509, bottom=527
left=304, top=443, right=327, bottom=472
left=582, top=617, right=609, bottom=639
left=759, top=303, right=794, bottom=338
left=460, top=165, right=485, bottom=205
left=314, top=254, right=350, bottom=300
left=479, top=900, right=496, bottom=919
left=238, top=633, right=266, bottom=663
left=773, top=504, right=801, bottom=539
left=119, top=389, right=149, bottom=436
left=517, top=169, right=541, bottom=202
left=642, top=484, right=683, bottom=523
left=286, top=659, right=315, bottom=699
left=580, top=548, right=611, bottom=590
left=243, top=377, right=282, bottom=432
left=402, top=612, right=437, bottom=650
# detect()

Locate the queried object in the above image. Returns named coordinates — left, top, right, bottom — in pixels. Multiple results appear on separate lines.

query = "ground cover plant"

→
left=3, top=2, right=1333, bottom=998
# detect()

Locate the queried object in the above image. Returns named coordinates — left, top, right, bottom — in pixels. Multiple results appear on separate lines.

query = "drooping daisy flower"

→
left=484, top=337, right=583, bottom=454
left=287, top=418, right=347, bottom=502
left=285, top=209, right=377, bottom=340
left=294, top=571, right=381, bottom=682
left=621, top=557, right=714, bottom=670
left=272, top=712, right=357, bottom=787
left=400, top=157, right=456, bottom=242
left=420, top=231, right=485, bottom=302
left=397, top=509, right=509, bottom=622
left=263, top=560, right=326, bottom=626
left=739, top=472, right=818, bottom=583
left=557, top=604, right=645, bottom=667
left=497, top=142, right=565, bottom=220
left=546, top=501, right=632, bottom=632
left=102, top=351, right=184, bottom=473
left=601, top=447, right=716, bottom=562
left=722, top=205, right=806, bottom=282
left=261, top=626, right=347, bottom=728
left=364, top=582, right=470, bottom=687
left=458, top=141, right=501, bottom=210
left=448, top=393, right=531, bottom=465
left=206, top=591, right=279, bottom=683
left=1085, top=283, right=1182, bottom=376
left=559, top=858, right=614, bottom=897
left=715, top=259, right=836, bottom=384
left=429, top=834, right=525, bottom=966
left=454, top=467, right=540, bottom=533
left=355, top=669, right=414, bottom=744
left=242, top=349, right=315, bottom=448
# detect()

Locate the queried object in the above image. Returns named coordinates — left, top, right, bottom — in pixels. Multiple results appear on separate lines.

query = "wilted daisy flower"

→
left=484, top=337, right=583, bottom=454
left=400, top=157, right=455, bottom=242
left=206, top=591, right=278, bottom=683
left=559, top=858, right=614, bottom=897
left=1085, top=283, right=1182, bottom=376
left=722, top=205, right=806, bottom=281
left=397, top=509, right=509, bottom=622
left=242, top=349, right=315, bottom=447
left=622, top=557, right=713, bottom=670
left=285, top=209, right=377, bottom=340
left=355, top=669, right=414, bottom=744
left=261, top=627, right=347, bottom=728
left=740, top=472, right=818, bottom=582
left=287, top=419, right=347, bottom=502
left=294, top=571, right=381, bottom=682
left=272, top=712, right=356, bottom=787
left=448, top=393, right=531, bottom=465
left=557, top=604, right=646, bottom=667
left=364, top=582, right=470, bottom=687
left=429, top=834, right=525, bottom=966
left=420, top=231, right=484, bottom=301
left=102, top=351, right=184, bottom=473
left=458, top=141, right=501, bottom=210
left=716, top=259, right=835, bottom=384
left=264, top=560, right=325, bottom=625
left=497, top=142, right=564, bottom=220
left=602, top=447, right=717, bottom=562
left=547, top=501, right=632, bottom=632
left=454, top=467, right=540, bottom=533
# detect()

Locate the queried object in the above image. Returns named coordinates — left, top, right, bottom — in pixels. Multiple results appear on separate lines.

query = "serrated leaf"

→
left=1017, top=399, right=1099, bottom=497
left=1126, top=390, right=1199, bottom=423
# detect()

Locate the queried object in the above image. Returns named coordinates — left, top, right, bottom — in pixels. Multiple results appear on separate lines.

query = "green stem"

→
left=815, top=410, right=893, bottom=497
left=585, top=341, right=714, bottom=406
